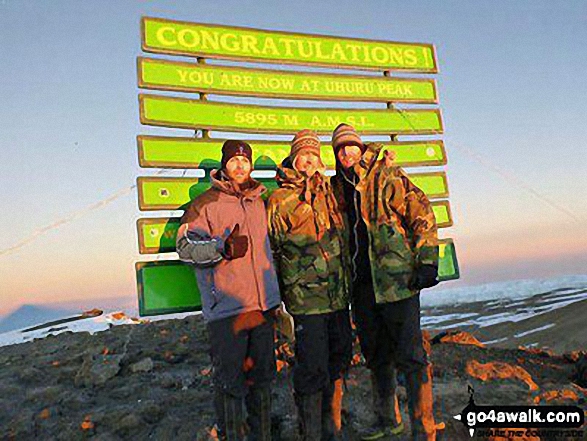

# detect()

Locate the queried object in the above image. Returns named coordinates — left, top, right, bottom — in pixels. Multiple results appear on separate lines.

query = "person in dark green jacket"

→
left=331, top=124, right=440, bottom=441
left=268, top=129, right=352, bottom=440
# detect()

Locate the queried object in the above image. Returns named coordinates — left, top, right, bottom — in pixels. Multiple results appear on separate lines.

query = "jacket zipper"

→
left=241, top=196, right=263, bottom=310
left=341, top=171, right=361, bottom=283
left=310, top=190, right=336, bottom=310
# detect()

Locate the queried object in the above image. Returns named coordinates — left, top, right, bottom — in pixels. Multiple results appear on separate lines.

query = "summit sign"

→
left=135, top=17, right=458, bottom=316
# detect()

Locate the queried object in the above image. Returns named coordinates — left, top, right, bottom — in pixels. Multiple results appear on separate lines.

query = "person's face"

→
left=225, top=156, right=252, bottom=185
left=293, top=150, right=322, bottom=177
left=336, top=145, right=363, bottom=169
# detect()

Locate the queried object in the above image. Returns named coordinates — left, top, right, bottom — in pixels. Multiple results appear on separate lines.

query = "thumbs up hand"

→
left=223, top=224, right=249, bottom=260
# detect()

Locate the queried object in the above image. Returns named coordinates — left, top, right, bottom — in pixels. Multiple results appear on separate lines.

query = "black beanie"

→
left=221, top=140, right=253, bottom=169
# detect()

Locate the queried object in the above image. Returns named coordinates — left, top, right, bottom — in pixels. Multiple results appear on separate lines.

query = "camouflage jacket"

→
left=267, top=158, right=350, bottom=315
left=332, top=143, right=438, bottom=304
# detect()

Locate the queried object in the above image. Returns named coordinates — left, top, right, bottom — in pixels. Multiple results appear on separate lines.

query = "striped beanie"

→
left=332, top=123, right=365, bottom=154
left=290, top=129, right=321, bottom=159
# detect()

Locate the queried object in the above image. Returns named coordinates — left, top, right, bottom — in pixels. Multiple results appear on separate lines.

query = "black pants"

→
left=207, top=309, right=276, bottom=398
left=352, top=278, right=428, bottom=375
left=292, top=309, right=353, bottom=396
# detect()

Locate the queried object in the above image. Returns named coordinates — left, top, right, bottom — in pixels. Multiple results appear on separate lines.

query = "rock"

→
left=17, top=366, right=43, bottom=384
left=431, top=330, right=485, bottom=348
left=138, top=400, right=165, bottom=424
left=155, top=370, right=195, bottom=389
left=129, top=357, right=154, bottom=373
left=25, top=386, right=63, bottom=405
left=157, top=372, right=178, bottom=389
left=74, top=354, right=123, bottom=387
left=574, top=353, right=587, bottom=387
left=91, top=433, right=122, bottom=441
left=1, top=410, right=35, bottom=440
left=113, top=413, right=143, bottom=437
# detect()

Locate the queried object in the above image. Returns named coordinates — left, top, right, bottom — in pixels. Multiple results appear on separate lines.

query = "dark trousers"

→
left=292, top=309, right=353, bottom=396
left=208, top=309, right=277, bottom=398
left=352, top=278, right=428, bottom=375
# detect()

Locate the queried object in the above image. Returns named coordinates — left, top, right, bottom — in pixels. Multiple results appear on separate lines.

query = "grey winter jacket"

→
left=177, top=170, right=281, bottom=322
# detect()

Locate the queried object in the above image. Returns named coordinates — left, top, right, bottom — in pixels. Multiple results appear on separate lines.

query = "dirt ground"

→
left=0, top=315, right=585, bottom=440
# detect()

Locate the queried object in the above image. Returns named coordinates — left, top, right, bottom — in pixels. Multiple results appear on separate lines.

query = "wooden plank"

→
left=438, top=238, right=459, bottom=281
left=138, top=57, right=437, bottom=103
left=139, top=94, right=444, bottom=135
left=136, top=238, right=459, bottom=316
left=137, top=173, right=448, bottom=211
left=138, top=135, right=447, bottom=170
left=141, top=17, right=437, bottom=73
left=137, top=200, right=453, bottom=254
left=136, top=261, right=201, bottom=316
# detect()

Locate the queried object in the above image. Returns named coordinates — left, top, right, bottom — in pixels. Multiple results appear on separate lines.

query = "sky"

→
left=1, top=0, right=586, bottom=316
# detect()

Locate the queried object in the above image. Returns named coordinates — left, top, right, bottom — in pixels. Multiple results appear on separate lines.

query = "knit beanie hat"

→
left=220, top=140, right=253, bottom=169
left=332, top=123, right=365, bottom=154
left=290, top=129, right=321, bottom=160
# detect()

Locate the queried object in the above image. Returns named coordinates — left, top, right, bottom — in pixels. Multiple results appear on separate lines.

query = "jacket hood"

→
left=276, top=156, right=328, bottom=194
left=334, top=142, right=384, bottom=181
left=275, top=156, right=306, bottom=189
left=359, top=142, right=384, bottom=173
left=209, top=169, right=266, bottom=200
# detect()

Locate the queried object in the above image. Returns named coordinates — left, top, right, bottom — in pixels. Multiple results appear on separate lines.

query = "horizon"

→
left=1, top=1, right=586, bottom=316
left=2, top=272, right=587, bottom=319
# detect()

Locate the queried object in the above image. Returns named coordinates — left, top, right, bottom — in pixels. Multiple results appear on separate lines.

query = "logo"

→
left=453, top=386, right=585, bottom=438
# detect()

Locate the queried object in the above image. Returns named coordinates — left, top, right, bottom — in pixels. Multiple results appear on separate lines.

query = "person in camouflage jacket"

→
left=268, top=129, right=352, bottom=440
left=331, top=124, right=439, bottom=441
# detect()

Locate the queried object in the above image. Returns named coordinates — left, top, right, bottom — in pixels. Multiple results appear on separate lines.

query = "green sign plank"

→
left=137, top=201, right=452, bottom=254
left=432, top=200, right=453, bottom=228
left=138, top=57, right=437, bottom=103
left=139, top=94, right=443, bottom=135
left=137, top=172, right=448, bottom=211
left=136, top=261, right=202, bottom=316
left=137, top=177, right=204, bottom=211
left=142, top=17, right=437, bottom=73
left=136, top=238, right=458, bottom=315
left=138, top=136, right=447, bottom=170
left=410, top=172, right=449, bottom=199
left=438, top=238, right=459, bottom=281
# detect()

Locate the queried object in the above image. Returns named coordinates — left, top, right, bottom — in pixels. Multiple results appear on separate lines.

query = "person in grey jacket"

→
left=176, top=140, right=281, bottom=441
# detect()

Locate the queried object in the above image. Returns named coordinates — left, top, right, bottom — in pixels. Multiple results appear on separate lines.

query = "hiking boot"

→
left=359, top=367, right=406, bottom=440
left=405, top=365, right=436, bottom=441
left=322, top=378, right=344, bottom=440
left=296, top=392, right=322, bottom=440
left=221, top=392, right=245, bottom=440
left=246, top=385, right=272, bottom=441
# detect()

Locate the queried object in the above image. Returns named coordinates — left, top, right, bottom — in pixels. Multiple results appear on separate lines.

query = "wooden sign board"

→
left=137, top=202, right=452, bottom=255
left=138, top=57, right=437, bottom=103
left=136, top=173, right=449, bottom=211
left=138, top=136, right=447, bottom=170
left=139, top=94, right=443, bottom=135
left=142, top=17, right=437, bottom=73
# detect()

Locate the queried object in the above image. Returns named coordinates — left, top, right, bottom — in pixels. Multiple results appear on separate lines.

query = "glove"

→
left=274, top=304, right=295, bottom=343
left=223, top=224, right=248, bottom=260
left=409, top=264, right=439, bottom=290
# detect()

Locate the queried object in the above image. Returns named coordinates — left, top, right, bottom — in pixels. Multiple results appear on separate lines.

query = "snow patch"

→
left=514, top=324, right=556, bottom=338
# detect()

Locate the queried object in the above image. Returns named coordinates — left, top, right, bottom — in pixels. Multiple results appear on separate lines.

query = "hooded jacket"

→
left=177, top=170, right=281, bottom=322
left=267, top=157, right=349, bottom=316
left=332, top=143, right=438, bottom=304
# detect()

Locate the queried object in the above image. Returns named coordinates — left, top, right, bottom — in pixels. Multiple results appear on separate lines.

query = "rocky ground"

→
left=0, top=314, right=586, bottom=441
